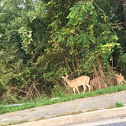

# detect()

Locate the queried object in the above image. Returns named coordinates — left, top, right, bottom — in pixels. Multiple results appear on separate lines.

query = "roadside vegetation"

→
left=115, top=102, right=124, bottom=108
left=0, top=84, right=126, bottom=114
left=0, top=0, right=126, bottom=108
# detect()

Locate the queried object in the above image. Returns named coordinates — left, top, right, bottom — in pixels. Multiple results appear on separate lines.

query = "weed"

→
left=115, top=102, right=123, bottom=107
left=86, top=108, right=99, bottom=112
left=34, top=117, right=47, bottom=121
left=55, top=111, right=83, bottom=117
left=0, top=120, right=28, bottom=126
left=8, top=120, right=28, bottom=125
left=105, top=105, right=115, bottom=109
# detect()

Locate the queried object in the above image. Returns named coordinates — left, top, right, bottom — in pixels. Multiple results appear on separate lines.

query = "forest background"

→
left=0, top=0, right=126, bottom=104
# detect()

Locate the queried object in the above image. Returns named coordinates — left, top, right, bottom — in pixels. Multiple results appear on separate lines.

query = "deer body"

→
left=61, top=75, right=91, bottom=94
left=90, top=76, right=107, bottom=91
left=116, top=73, right=126, bottom=85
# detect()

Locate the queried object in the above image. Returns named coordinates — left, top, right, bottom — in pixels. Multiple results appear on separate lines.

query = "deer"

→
left=116, top=73, right=126, bottom=85
left=90, top=76, right=107, bottom=91
left=61, top=75, right=91, bottom=94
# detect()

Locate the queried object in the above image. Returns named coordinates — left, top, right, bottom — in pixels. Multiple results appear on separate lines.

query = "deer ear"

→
left=61, top=76, right=64, bottom=79
left=66, top=75, right=68, bottom=78
left=120, top=73, right=122, bottom=76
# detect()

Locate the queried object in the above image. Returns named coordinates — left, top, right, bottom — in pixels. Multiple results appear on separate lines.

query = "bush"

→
left=51, top=84, right=72, bottom=97
left=115, top=102, right=123, bottom=107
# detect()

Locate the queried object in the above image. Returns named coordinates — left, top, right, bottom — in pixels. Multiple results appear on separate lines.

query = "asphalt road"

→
left=12, top=106, right=126, bottom=126
left=66, top=117, right=126, bottom=126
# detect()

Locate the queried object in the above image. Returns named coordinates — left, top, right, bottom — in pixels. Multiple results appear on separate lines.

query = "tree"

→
left=0, top=0, right=49, bottom=102
left=0, top=0, right=125, bottom=103
left=49, top=1, right=120, bottom=77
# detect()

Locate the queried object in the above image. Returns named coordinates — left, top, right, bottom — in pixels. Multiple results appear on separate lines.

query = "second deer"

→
left=90, top=76, right=107, bottom=91
left=116, top=73, right=126, bottom=85
left=61, top=75, right=91, bottom=94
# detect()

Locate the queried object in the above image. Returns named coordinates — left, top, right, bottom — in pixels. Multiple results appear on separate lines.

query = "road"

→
left=1, top=90, right=126, bottom=126
left=66, top=116, right=126, bottom=126
left=12, top=106, right=126, bottom=126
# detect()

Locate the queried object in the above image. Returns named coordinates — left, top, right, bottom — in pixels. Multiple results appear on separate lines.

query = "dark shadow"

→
left=96, top=121, right=126, bottom=126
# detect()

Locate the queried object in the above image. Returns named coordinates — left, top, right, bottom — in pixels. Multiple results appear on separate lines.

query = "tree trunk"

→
left=98, top=56, right=104, bottom=77
left=63, top=53, right=72, bottom=74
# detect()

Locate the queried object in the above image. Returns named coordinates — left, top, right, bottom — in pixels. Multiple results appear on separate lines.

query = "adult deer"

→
left=61, top=75, right=91, bottom=94
left=116, top=73, right=126, bottom=85
left=90, top=76, right=107, bottom=91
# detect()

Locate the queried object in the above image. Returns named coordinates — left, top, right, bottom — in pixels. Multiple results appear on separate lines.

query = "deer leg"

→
left=119, top=81, right=122, bottom=85
left=98, top=81, right=101, bottom=89
left=91, top=86, right=93, bottom=91
left=121, top=81, right=123, bottom=84
left=83, top=85, right=87, bottom=93
left=122, top=79, right=126, bottom=84
left=86, top=80, right=91, bottom=92
left=124, top=80, right=126, bottom=83
left=75, top=87, right=80, bottom=94
left=73, top=88, right=76, bottom=94
left=86, top=83, right=91, bottom=92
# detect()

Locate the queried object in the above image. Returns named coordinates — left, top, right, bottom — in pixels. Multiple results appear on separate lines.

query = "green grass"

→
left=0, top=84, right=126, bottom=114
left=115, top=102, right=123, bottom=107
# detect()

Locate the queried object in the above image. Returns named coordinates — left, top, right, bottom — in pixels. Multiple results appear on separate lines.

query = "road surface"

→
left=12, top=106, right=126, bottom=126
left=67, top=116, right=126, bottom=126
left=0, top=90, right=126, bottom=126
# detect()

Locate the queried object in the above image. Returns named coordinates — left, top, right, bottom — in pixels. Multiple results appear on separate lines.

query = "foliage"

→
left=115, top=102, right=123, bottom=107
left=117, top=53, right=126, bottom=76
left=51, top=84, right=73, bottom=97
left=0, top=0, right=125, bottom=104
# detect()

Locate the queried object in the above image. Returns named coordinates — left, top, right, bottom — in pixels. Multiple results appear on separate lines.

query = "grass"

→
left=0, top=120, right=28, bottom=126
left=105, top=105, right=115, bottom=109
left=115, top=102, right=123, bottom=107
left=55, top=111, right=83, bottom=118
left=105, top=102, right=124, bottom=109
left=0, top=84, right=126, bottom=114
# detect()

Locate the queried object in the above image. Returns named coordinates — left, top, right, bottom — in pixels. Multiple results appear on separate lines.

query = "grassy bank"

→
left=0, top=84, right=126, bottom=114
